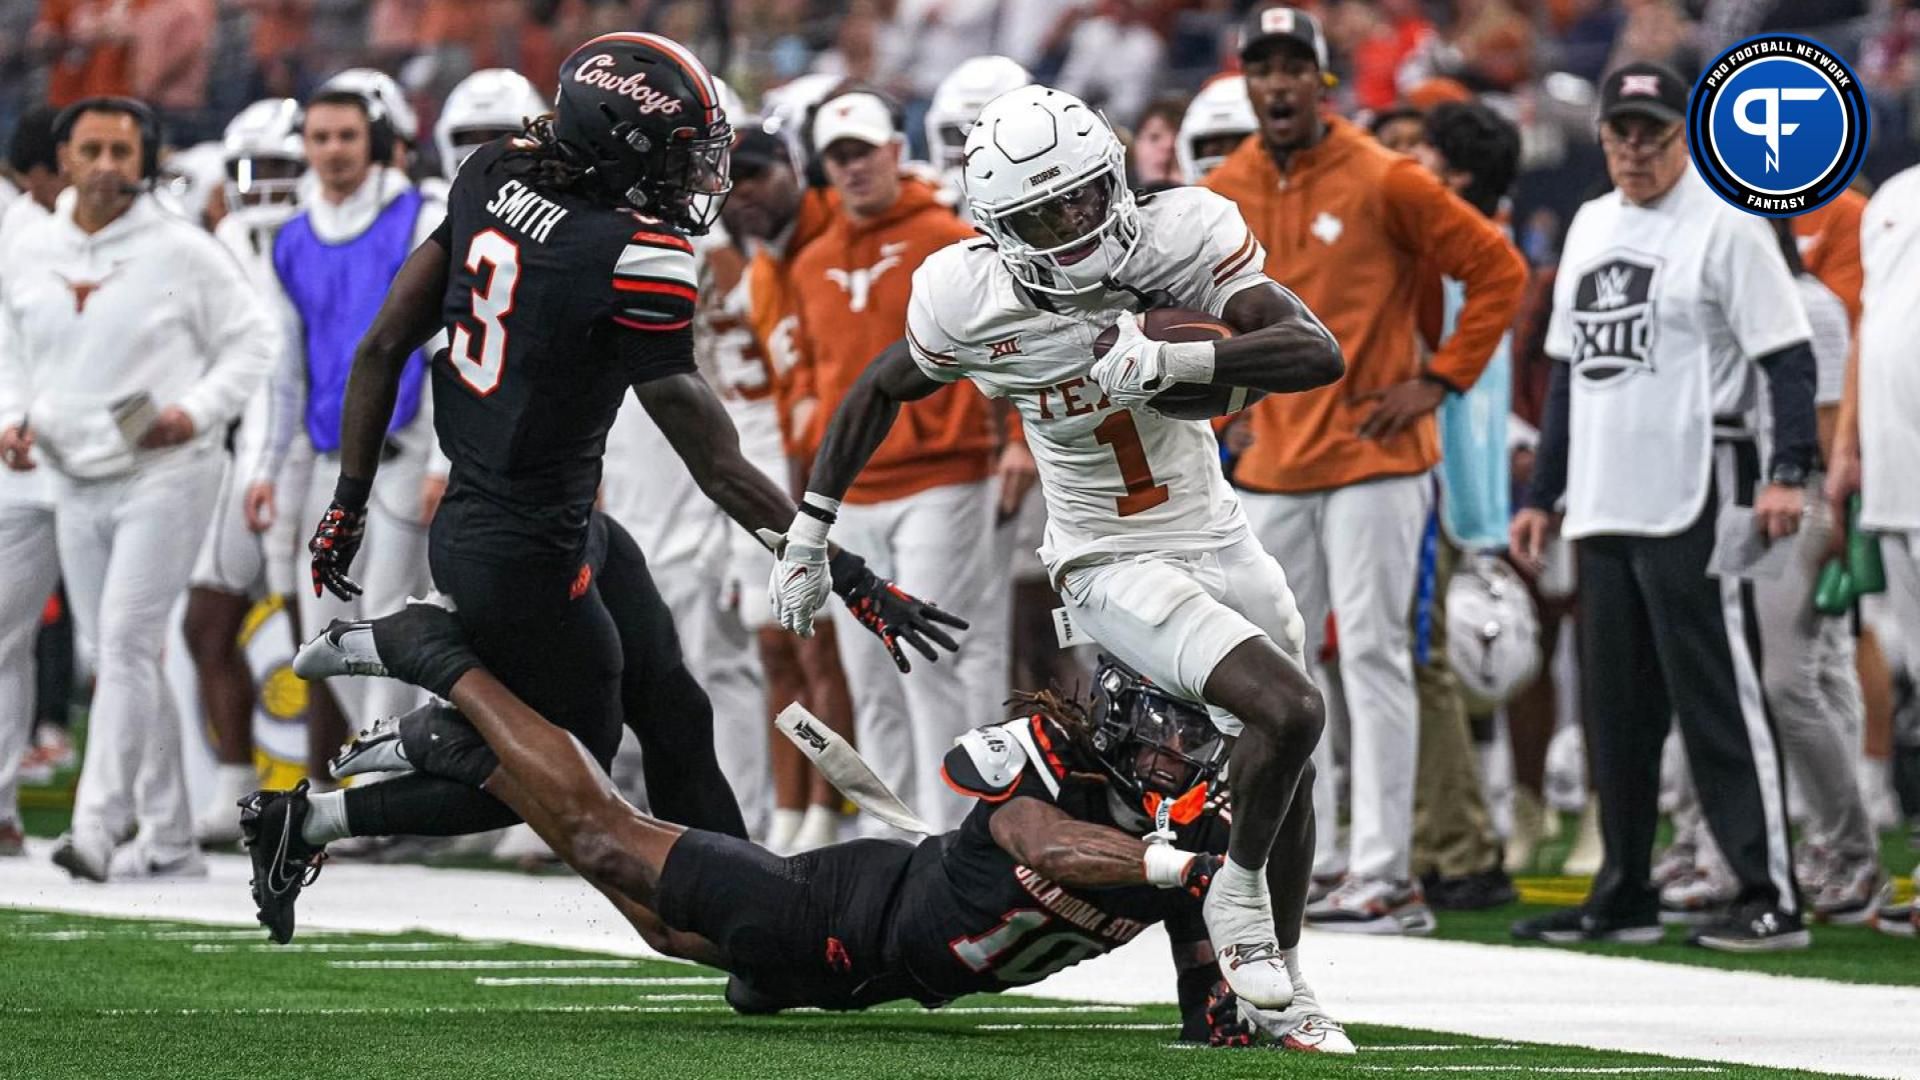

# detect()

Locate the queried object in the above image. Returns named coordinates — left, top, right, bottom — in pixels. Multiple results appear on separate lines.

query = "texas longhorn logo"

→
left=53, top=266, right=124, bottom=314
left=1688, top=34, right=1867, bottom=216
left=573, top=55, right=685, bottom=116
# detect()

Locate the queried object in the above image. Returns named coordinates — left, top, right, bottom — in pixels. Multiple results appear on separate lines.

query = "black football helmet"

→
left=553, top=32, right=732, bottom=232
left=1090, top=657, right=1230, bottom=813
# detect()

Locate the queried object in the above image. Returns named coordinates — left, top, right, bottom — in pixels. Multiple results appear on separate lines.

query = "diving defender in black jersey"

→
left=240, top=33, right=965, bottom=943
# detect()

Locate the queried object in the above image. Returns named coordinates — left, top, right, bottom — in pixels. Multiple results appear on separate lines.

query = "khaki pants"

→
left=1411, top=528, right=1502, bottom=880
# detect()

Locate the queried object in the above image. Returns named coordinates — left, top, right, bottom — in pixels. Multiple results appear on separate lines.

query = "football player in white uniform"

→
left=1176, top=75, right=1256, bottom=184
left=770, top=85, right=1344, bottom=1009
left=184, top=98, right=311, bottom=844
left=432, top=68, right=549, bottom=181
left=924, top=55, right=1032, bottom=194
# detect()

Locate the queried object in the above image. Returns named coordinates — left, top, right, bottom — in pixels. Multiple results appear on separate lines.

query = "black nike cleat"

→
left=239, top=780, right=328, bottom=944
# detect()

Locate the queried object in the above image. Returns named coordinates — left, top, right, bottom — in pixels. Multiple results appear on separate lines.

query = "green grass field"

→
left=0, top=909, right=1856, bottom=1080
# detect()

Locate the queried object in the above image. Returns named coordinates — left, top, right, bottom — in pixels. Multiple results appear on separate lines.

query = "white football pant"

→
left=0, top=500, right=59, bottom=827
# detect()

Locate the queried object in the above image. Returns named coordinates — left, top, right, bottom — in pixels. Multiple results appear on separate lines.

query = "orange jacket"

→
left=789, top=177, right=991, bottom=505
left=746, top=186, right=839, bottom=457
left=1205, top=116, right=1527, bottom=494
left=1792, top=188, right=1865, bottom=327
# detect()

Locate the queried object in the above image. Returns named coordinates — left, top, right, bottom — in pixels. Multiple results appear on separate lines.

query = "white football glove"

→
left=764, top=509, right=833, bottom=637
left=1089, top=311, right=1168, bottom=409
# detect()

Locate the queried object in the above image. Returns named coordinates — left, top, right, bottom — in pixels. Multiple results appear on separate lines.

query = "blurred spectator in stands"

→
left=32, top=0, right=142, bottom=108
left=239, top=0, right=311, bottom=99
left=815, top=0, right=900, bottom=86
left=1056, top=0, right=1174, bottom=127
left=1607, top=0, right=1696, bottom=78
left=1328, top=0, right=1434, bottom=113
left=131, top=0, right=215, bottom=144
left=1128, top=96, right=1185, bottom=187
left=995, top=0, right=1082, bottom=78
left=1370, top=103, right=1425, bottom=154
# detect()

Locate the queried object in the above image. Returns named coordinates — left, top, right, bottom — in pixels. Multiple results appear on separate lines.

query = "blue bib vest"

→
left=273, top=186, right=428, bottom=452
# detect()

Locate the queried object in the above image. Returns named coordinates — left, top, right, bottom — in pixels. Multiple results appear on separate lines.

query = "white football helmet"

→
left=1176, top=75, right=1256, bottom=183
left=434, top=69, right=548, bottom=180
left=156, top=141, right=228, bottom=225
left=760, top=72, right=842, bottom=174
left=321, top=67, right=419, bottom=145
left=1445, top=555, right=1543, bottom=709
left=964, top=85, right=1139, bottom=296
left=925, top=55, right=1032, bottom=176
left=222, top=98, right=305, bottom=227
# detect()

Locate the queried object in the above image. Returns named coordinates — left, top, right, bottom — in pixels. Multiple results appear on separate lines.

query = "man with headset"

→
left=250, top=84, right=446, bottom=739
left=0, top=97, right=275, bottom=879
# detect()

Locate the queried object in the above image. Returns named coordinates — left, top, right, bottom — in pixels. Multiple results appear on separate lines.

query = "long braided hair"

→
left=498, top=114, right=601, bottom=200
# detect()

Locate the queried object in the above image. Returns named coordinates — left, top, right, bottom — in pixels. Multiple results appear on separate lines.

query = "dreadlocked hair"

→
left=1006, top=688, right=1095, bottom=751
left=499, top=114, right=599, bottom=198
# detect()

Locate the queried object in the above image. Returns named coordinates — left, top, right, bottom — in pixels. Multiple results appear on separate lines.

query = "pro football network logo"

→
left=1688, top=35, right=1868, bottom=216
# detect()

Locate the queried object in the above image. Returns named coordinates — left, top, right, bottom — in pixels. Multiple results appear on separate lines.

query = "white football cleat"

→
left=1240, top=953, right=1357, bottom=1054
left=329, top=711, right=415, bottom=780
left=293, top=618, right=388, bottom=682
left=1202, top=873, right=1293, bottom=1009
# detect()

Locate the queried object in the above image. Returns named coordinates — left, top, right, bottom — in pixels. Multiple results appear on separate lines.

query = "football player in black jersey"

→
left=288, top=600, right=1353, bottom=1052
left=241, top=34, right=964, bottom=943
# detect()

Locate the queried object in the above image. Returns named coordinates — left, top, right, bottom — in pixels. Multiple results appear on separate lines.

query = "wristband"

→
left=333, top=474, right=373, bottom=511
left=1144, top=843, right=1199, bottom=888
left=1159, top=339, right=1217, bottom=385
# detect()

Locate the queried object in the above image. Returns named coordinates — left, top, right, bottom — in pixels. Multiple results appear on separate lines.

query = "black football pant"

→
left=343, top=512, right=746, bottom=839
left=1578, top=438, right=1797, bottom=917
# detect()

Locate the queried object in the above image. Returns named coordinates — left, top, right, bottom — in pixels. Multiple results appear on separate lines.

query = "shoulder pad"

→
left=941, top=722, right=1031, bottom=803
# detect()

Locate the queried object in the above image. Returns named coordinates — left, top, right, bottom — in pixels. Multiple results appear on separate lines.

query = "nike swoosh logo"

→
left=785, top=568, right=810, bottom=586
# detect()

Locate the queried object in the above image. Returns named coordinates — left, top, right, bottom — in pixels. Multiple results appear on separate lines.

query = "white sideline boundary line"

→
left=192, top=941, right=507, bottom=953
left=330, top=960, right=671, bottom=971
left=1354, top=1068, right=1724, bottom=1075
left=474, top=977, right=723, bottom=988
left=2, top=844, right=1914, bottom=1078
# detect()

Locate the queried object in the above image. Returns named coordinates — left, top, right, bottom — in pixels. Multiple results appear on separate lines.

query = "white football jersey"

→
left=1545, top=164, right=1810, bottom=539
left=905, top=186, right=1272, bottom=580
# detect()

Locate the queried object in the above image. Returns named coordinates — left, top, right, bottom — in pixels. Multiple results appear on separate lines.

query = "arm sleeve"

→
left=1757, top=340, right=1819, bottom=477
left=1380, top=161, right=1528, bottom=392
left=1524, top=359, right=1571, bottom=512
left=903, top=264, right=967, bottom=384
left=173, top=235, right=278, bottom=436
left=1166, top=189, right=1271, bottom=316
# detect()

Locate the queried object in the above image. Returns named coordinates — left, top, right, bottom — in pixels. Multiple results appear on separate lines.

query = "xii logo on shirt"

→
left=825, top=242, right=907, bottom=313
left=1570, top=255, right=1659, bottom=386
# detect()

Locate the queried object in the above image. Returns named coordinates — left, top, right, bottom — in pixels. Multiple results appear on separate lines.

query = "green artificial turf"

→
left=0, top=909, right=1854, bottom=1080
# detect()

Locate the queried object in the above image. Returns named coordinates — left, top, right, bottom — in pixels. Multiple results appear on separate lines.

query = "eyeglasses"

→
left=1599, top=120, right=1682, bottom=154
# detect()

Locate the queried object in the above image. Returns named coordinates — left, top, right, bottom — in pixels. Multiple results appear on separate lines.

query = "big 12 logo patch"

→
left=1570, top=255, right=1660, bottom=386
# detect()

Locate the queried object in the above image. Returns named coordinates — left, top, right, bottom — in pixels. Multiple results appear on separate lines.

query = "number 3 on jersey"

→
left=450, top=228, right=521, bottom=396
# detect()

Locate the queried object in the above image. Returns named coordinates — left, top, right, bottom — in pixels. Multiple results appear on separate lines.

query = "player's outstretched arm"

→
left=308, top=238, right=451, bottom=600
left=1210, top=282, right=1345, bottom=393
left=806, top=338, right=945, bottom=500
left=987, top=796, right=1221, bottom=893
left=635, top=371, right=807, bottom=542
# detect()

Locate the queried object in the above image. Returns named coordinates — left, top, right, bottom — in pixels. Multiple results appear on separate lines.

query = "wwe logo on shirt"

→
left=1570, top=255, right=1659, bottom=386
left=824, top=242, right=907, bottom=313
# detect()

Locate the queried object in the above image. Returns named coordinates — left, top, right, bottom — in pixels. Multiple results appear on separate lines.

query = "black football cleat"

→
left=239, top=780, right=328, bottom=944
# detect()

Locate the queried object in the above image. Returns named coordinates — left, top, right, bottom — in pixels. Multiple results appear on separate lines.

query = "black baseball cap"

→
left=730, top=125, right=789, bottom=175
left=1599, top=61, right=1688, bottom=126
left=1239, top=4, right=1330, bottom=69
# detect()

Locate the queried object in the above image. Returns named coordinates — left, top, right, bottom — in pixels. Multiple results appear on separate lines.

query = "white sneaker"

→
left=1659, top=864, right=1737, bottom=925
left=792, top=804, right=840, bottom=851
left=1792, top=840, right=1836, bottom=896
left=1812, top=857, right=1887, bottom=925
left=51, top=828, right=113, bottom=882
left=1202, top=867, right=1293, bottom=1009
left=1562, top=798, right=1603, bottom=877
left=765, top=808, right=802, bottom=855
left=1650, top=839, right=1698, bottom=890
left=1305, top=875, right=1436, bottom=935
left=107, top=842, right=207, bottom=881
left=195, top=763, right=261, bottom=847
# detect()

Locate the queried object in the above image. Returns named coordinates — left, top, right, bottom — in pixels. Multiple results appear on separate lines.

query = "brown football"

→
left=1091, top=307, right=1266, bottom=420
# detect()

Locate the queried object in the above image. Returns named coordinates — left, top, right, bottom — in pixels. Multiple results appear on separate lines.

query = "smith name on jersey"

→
left=428, top=138, right=699, bottom=560
left=903, top=187, right=1274, bottom=582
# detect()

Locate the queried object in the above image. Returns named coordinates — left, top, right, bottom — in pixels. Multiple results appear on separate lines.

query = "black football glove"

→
left=1205, top=979, right=1256, bottom=1048
left=830, top=551, right=969, bottom=673
left=309, top=497, right=367, bottom=601
left=1181, top=852, right=1225, bottom=900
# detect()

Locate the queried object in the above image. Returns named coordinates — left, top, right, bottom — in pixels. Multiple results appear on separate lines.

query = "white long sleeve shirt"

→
left=0, top=191, right=276, bottom=480
left=0, top=191, right=55, bottom=507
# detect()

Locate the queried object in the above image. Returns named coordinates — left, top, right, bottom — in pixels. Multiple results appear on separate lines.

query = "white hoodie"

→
left=0, top=190, right=276, bottom=480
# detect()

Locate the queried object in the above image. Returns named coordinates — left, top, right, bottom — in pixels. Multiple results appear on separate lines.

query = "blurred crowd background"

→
left=5, top=0, right=1920, bottom=255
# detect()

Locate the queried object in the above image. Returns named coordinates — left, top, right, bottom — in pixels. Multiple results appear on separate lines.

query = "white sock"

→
left=302, top=789, right=351, bottom=846
left=799, top=804, right=836, bottom=832
left=1214, top=856, right=1269, bottom=899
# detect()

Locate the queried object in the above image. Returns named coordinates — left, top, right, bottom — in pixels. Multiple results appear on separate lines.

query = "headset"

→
left=304, top=87, right=397, bottom=165
left=52, top=95, right=164, bottom=180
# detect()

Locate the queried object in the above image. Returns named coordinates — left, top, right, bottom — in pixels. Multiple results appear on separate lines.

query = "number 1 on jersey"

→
left=450, top=228, right=521, bottom=396
left=1094, top=411, right=1169, bottom=516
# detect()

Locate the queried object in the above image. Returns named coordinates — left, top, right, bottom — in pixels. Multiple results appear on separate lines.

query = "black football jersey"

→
left=428, top=139, right=698, bottom=560
left=882, top=716, right=1224, bottom=1002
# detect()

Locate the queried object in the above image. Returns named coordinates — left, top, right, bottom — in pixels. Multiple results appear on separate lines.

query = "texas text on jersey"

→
left=904, top=186, right=1274, bottom=582
left=428, top=137, right=701, bottom=560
